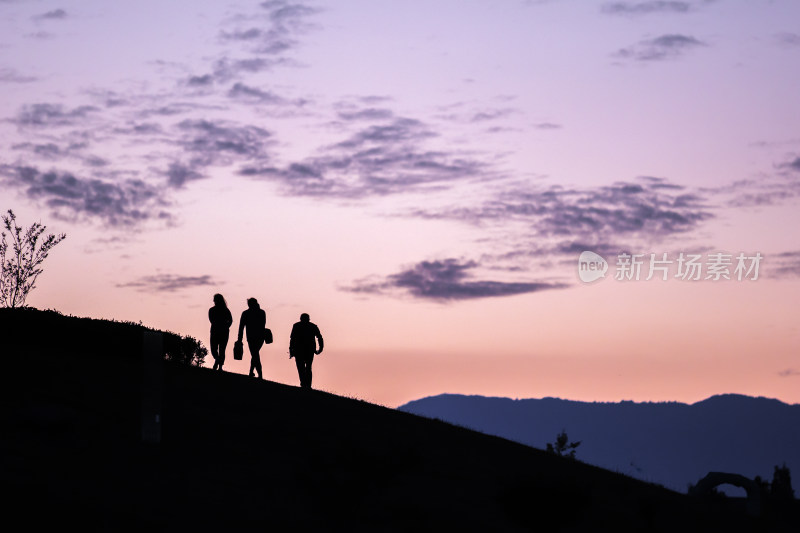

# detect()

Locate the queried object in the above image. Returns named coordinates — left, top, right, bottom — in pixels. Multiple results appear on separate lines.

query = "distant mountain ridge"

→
left=398, top=393, right=800, bottom=493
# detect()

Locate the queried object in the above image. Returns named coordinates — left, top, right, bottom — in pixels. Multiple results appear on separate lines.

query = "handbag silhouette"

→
left=233, top=340, right=243, bottom=360
left=264, top=328, right=273, bottom=344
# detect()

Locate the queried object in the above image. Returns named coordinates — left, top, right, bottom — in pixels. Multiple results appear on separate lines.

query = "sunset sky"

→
left=2, top=0, right=799, bottom=407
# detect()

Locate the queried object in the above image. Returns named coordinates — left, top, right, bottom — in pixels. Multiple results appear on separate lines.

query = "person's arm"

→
left=209, top=308, right=213, bottom=325
left=315, top=326, right=324, bottom=354
left=225, top=309, right=232, bottom=328
left=237, top=311, right=246, bottom=342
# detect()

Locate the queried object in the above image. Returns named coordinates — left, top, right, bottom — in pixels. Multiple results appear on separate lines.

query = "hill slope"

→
left=1, top=308, right=795, bottom=531
left=398, top=394, right=800, bottom=494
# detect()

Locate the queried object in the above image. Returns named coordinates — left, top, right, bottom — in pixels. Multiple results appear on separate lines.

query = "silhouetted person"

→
left=237, top=297, right=267, bottom=379
left=209, top=293, right=233, bottom=371
left=289, top=313, right=323, bottom=389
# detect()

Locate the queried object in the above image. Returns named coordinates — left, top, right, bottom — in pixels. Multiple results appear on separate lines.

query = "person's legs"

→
left=295, top=353, right=314, bottom=388
left=217, top=332, right=228, bottom=371
left=305, top=353, right=315, bottom=389
left=253, top=350, right=262, bottom=378
left=294, top=357, right=305, bottom=387
left=210, top=332, right=221, bottom=370
left=248, top=339, right=263, bottom=378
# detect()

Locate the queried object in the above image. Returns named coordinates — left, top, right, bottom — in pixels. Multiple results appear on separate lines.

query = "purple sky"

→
left=1, top=0, right=799, bottom=406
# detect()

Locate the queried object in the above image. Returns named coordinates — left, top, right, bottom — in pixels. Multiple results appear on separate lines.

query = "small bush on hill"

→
left=546, top=430, right=581, bottom=459
left=164, top=333, right=207, bottom=367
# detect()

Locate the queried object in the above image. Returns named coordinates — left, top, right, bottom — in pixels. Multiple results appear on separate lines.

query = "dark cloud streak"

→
left=775, top=33, right=800, bottom=48
left=785, top=157, right=800, bottom=173
left=0, top=165, right=170, bottom=227
left=227, top=82, right=291, bottom=104
left=345, top=259, right=568, bottom=302
left=615, top=34, right=706, bottom=61
left=240, top=115, right=489, bottom=198
left=410, top=176, right=712, bottom=243
left=601, top=2, right=691, bottom=15
left=336, top=108, right=395, bottom=121
left=0, top=68, right=38, bottom=83
left=117, top=274, right=216, bottom=293
left=33, top=9, right=67, bottom=21
left=768, top=251, right=800, bottom=279
left=11, top=103, right=99, bottom=128
left=176, top=119, right=272, bottom=166
left=162, top=162, right=205, bottom=189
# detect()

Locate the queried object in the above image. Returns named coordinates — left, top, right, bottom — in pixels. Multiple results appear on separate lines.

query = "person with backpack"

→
left=209, top=293, right=233, bottom=372
left=289, top=313, right=323, bottom=389
left=237, top=298, right=267, bottom=379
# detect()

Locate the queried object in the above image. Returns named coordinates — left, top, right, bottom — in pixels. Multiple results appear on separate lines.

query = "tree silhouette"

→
left=546, top=430, right=581, bottom=459
left=754, top=474, right=771, bottom=495
left=771, top=463, right=794, bottom=501
left=1, top=210, right=66, bottom=308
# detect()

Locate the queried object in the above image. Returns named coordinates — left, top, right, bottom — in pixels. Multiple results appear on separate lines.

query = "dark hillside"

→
left=0, top=308, right=792, bottom=531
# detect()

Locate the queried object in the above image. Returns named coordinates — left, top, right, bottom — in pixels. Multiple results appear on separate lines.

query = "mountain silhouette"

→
left=2, top=307, right=797, bottom=531
left=398, top=394, right=800, bottom=494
